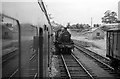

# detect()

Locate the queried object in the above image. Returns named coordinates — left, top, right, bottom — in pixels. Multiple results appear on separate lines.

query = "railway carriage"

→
left=1, top=1, right=53, bottom=78
left=106, top=24, right=120, bottom=69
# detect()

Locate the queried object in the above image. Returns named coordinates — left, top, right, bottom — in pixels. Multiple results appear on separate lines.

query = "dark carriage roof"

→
left=107, top=28, right=120, bottom=32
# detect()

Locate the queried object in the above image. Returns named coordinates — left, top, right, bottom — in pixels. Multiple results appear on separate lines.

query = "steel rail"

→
left=29, top=51, right=37, bottom=61
left=61, top=54, right=71, bottom=79
left=75, top=45, right=114, bottom=70
left=33, top=73, right=38, bottom=79
left=8, top=50, right=37, bottom=79
left=71, top=53, right=95, bottom=79
left=2, top=48, right=18, bottom=63
left=75, top=44, right=110, bottom=61
left=9, top=68, right=18, bottom=79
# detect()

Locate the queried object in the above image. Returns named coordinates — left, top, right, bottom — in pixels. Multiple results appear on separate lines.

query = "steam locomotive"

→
left=54, top=28, right=74, bottom=54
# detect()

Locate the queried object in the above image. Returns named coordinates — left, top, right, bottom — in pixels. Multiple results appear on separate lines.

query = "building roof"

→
left=102, top=23, right=120, bottom=30
left=81, top=26, right=105, bottom=35
left=88, top=27, right=103, bottom=32
left=102, top=23, right=119, bottom=26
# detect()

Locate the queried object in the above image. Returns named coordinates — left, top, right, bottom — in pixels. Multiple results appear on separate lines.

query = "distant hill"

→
left=20, top=23, right=36, bottom=36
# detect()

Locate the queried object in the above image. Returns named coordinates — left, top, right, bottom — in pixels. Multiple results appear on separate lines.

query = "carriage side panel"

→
left=106, top=30, right=120, bottom=61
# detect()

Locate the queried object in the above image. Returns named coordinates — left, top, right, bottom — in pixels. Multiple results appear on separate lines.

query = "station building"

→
left=1, top=22, right=13, bottom=39
left=82, top=27, right=105, bottom=40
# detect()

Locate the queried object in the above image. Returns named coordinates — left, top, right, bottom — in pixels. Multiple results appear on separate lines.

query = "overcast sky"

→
left=1, top=0, right=120, bottom=26
left=44, top=0, right=119, bottom=26
left=1, top=0, right=49, bottom=26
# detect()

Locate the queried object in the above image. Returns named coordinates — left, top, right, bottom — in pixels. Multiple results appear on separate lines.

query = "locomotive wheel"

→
left=64, top=48, right=71, bottom=54
left=110, top=59, right=119, bottom=70
left=60, top=48, right=65, bottom=54
left=67, top=48, right=71, bottom=54
left=60, top=48, right=71, bottom=54
left=61, top=48, right=68, bottom=54
left=55, top=47, right=59, bottom=55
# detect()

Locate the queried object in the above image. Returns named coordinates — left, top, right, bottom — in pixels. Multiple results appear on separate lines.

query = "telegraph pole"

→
left=91, top=17, right=93, bottom=27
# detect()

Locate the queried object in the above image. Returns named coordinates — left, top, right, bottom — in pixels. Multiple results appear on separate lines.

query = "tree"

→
left=102, top=10, right=118, bottom=24
left=76, top=23, right=79, bottom=29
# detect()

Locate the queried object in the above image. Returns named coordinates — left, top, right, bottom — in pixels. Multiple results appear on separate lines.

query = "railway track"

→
left=75, top=45, right=120, bottom=78
left=2, top=47, right=18, bottom=63
left=59, top=54, right=95, bottom=79
left=75, top=41, right=120, bottom=71
left=8, top=50, right=37, bottom=79
left=75, top=44, right=110, bottom=65
left=75, top=44, right=113, bottom=69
